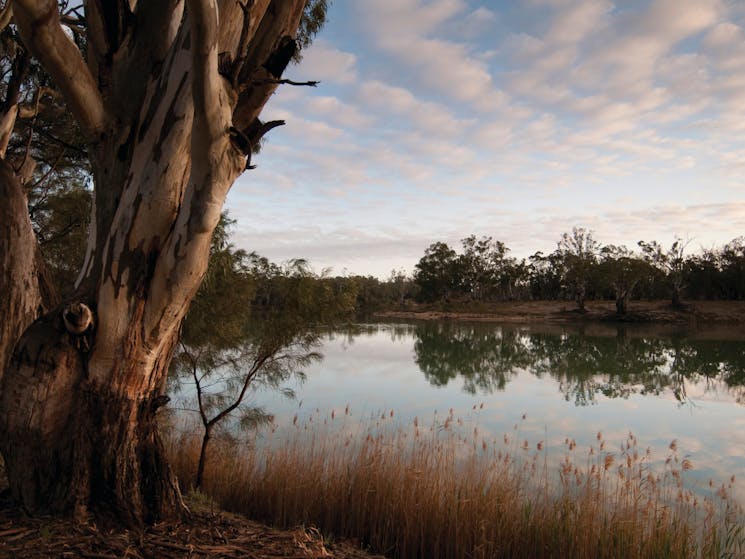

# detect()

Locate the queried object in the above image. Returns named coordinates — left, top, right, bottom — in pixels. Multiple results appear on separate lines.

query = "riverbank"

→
left=0, top=488, right=384, bottom=559
left=375, top=300, right=745, bottom=325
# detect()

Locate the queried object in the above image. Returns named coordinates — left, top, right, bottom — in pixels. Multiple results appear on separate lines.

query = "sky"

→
left=226, top=0, right=745, bottom=278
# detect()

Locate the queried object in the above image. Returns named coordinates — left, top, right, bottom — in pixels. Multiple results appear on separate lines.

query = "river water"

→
left=178, top=320, right=745, bottom=503
left=235, top=322, right=745, bottom=503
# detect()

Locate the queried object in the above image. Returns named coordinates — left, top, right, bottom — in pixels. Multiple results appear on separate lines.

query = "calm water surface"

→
left=242, top=321, right=745, bottom=502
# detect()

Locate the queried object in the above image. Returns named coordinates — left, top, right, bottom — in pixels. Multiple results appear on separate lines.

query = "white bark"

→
left=1, top=0, right=309, bottom=525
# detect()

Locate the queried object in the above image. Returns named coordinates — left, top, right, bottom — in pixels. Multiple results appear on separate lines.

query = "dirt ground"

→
left=0, top=490, right=385, bottom=559
left=375, top=299, right=745, bottom=325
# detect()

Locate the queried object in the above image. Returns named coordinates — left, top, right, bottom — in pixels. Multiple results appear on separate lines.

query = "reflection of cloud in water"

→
left=175, top=321, right=745, bottom=506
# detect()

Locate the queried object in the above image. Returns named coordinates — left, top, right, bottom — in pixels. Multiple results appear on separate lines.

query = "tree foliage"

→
left=597, top=245, right=650, bottom=315
left=414, top=242, right=460, bottom=303
left=556, top=227, right=599, bottom=311
left=410, top=231, right=745, bottom=310
left=639, top=238, right=690, bottom=308
left=171, top=214, right=357, bottom=488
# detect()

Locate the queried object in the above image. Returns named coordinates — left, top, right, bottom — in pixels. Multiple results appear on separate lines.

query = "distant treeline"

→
left=341, top=228, right=745, bottom=315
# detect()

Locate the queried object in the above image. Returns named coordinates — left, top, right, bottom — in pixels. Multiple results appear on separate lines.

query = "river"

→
left=176, top=320, right=745, bottom=504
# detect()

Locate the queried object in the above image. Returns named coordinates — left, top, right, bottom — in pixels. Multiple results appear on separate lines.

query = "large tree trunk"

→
left=0, top=0, right=306, bottom=526
left=0, top=160, right=57, bottom=379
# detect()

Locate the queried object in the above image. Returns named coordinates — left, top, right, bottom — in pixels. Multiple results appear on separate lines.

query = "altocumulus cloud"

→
left=225, top=0, right=745, bottom=277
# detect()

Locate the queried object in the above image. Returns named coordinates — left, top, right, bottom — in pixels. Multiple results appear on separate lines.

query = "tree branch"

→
left=188, top=0, right=225, bottom=146
left=12, top=0, right=107, bottom=137
left=83, top=0, right=133, bottom=84
left=227, top=0, right=255, bottom=86
left=250, top=77, right=318, bottom=87
left=0, top=48, right=30, bottom=158
left=206, top=351, right=270, bottom=428
left=232, top=0, right=305, bottom=129
left=0, top=2, right=13, bottom=32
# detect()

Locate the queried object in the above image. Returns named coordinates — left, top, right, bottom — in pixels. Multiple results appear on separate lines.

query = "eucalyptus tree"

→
left=414, top=241, right=460, bottom=302
left=0, top=0, right=327, bottom=526
left=720, top=237, right=745, bottom=300
left=527, top=251, right=563, bottom=300
left=638, top=238, right=690, bottom=308
left=459, top=235, right=519, bottom=301
left=557, top=227, right=599, bottom=311
left=598, top=245, right=650, bottom=315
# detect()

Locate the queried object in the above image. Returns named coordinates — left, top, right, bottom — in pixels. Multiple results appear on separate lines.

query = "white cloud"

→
left=356, top=0, right=510, bottom=112
left=303, top=96, right=374, bottom=129
left=357, top=80, right=475, bottom=135
left=235, top=1, right=745, bottom=277
left=289, top=39, right=358, bottom=84
left=545, top=0, right=612, bottom=45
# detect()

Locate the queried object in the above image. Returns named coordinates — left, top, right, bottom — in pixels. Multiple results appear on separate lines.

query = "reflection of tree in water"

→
left=529, top=332, right=674, bottom=405
left=414, top=323, right=533, bottom=394
left=665, top=338, right=745, bottom=404
left=324, top=322, right=418, bottom=347
left=411, top=322, right=745, bottom=404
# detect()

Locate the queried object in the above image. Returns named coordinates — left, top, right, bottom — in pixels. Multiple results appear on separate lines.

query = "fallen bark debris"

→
left=0, top=492, right=386, bottom=559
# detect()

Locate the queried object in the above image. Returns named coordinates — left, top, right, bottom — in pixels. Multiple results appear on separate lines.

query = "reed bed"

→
left=168, top=408, right=744, bottom=559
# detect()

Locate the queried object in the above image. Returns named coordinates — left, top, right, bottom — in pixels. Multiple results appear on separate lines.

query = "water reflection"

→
left=414, top=323, right=531, bottom=394
left=402, top=321, right=745, bottom=405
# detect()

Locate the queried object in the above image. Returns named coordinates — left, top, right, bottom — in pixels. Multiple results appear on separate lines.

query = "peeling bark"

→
left=0, top=159, right=56, bottom=380
left=0, top=0, right=308, bottom=526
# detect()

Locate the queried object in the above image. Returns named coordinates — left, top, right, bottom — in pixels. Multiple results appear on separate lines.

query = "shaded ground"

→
left=375, top=300, right=745, bottom=325
left=0, top=490, right=385, bottom=559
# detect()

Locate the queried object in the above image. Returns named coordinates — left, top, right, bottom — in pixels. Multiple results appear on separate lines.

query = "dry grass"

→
left=168, top=409, right=744, bottom=559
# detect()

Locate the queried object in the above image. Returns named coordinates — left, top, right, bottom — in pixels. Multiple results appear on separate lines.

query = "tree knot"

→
left=62, top=302, right=95, bottom=352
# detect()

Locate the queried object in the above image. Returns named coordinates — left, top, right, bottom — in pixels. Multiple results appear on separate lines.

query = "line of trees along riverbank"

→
left=31, top=186, right=745, bottom=316
left=344, top=228, right=745, bottom=315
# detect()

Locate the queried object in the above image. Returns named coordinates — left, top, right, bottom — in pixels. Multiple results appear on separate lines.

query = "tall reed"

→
left=168, top=408, right=744, bottom=559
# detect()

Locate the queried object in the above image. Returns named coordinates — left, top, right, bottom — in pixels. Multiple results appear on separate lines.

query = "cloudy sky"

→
left=226, top=0, right=745, bottom=278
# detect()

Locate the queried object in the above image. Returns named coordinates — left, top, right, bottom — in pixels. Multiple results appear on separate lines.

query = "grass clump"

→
left=169, top=408, right=744, bottom=559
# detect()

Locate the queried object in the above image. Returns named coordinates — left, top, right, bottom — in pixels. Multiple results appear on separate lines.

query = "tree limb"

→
left=12, top=0, right=107, bottom=137
left=0, top=2, right=13, bottom=33
left=205, top=352, right=270, bottom=428
left=0, top=48, right=30, bottom=158
left=110, top=1, right=183, bottom=117
left=227, top=0, right=255, bottom=86
left=250, top=77, right=318, bottom=87
left=188, top=0, right=225, bottom=147
left=232, top=0, right=305, bottom=129
left=83, top=0, right=133, bottom=85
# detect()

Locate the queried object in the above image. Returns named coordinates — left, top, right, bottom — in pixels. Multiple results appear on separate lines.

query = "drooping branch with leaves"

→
left=170, top=215, right=356, bottom=489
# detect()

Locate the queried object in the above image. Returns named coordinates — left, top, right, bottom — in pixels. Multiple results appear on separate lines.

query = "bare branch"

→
left=229, top=119, right=284, bottom=169
left=13, top=0, right=107, bottom=137
left=232, top=0, right=305, bottom=129
left=251, top=77, right=318, bottom=87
